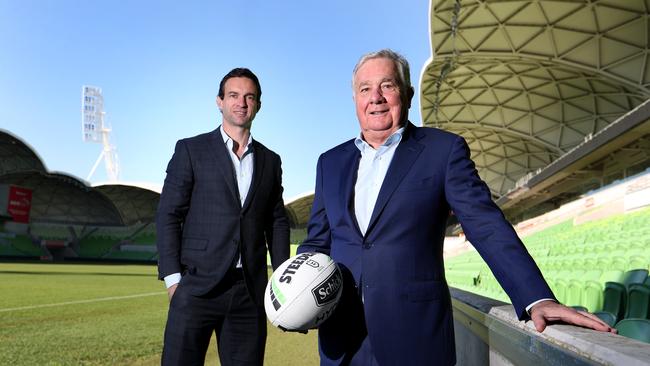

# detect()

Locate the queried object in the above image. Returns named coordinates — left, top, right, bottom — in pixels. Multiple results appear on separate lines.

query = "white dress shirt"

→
left=163, top=126, right=253, bottom=288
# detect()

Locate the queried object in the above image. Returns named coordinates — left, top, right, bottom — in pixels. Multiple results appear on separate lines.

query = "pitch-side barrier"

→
left=450, top=288, right=650, bottom=365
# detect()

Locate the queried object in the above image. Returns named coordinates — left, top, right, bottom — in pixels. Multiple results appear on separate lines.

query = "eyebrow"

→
left=357, top=77, right=396, bottom=85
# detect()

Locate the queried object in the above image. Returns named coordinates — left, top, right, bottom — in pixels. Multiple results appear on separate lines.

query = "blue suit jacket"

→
left=299, top=123, right=554, bottom=365
left=156, top=129, right=290, bottom=305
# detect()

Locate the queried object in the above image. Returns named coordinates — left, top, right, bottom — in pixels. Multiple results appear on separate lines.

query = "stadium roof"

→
left=498, top=98, right=650, bottom=219
left=0, top=129, right=46, bottom=175
left=420, top=0, right=650, bottom=198
left=94, top=184, right=160, bottom=225
left=0, top=171, right=124, bottom=226
left=285, top=192, right=314, bottom=229
left=0, top=130, right=162, bottom=226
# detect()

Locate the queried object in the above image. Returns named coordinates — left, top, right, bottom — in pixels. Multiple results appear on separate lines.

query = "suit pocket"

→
left=182, top=237, right=208, bottom=250
left=407, top=280, right=444, bottom=302
left=397, top=175, right=437, bottom=192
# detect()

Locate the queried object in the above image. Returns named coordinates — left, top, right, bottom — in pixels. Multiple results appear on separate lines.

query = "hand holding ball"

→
left=264, top=252, right=343, bottom=331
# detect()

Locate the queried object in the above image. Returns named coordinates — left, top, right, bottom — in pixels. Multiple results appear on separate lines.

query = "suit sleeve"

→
left=156, top=140, right=194, bottom=280
left=444, top=135, right=555, bottom=319
left=265, top=155, right=290, bottom=270
left=298, top=155, right=332, bottom=255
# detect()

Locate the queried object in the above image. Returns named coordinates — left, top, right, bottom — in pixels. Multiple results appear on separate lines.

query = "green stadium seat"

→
left=553, top=280, right=568, bottom=304
left=599, top=270, right=625, bottom=284
left=568, top=270, right=601, bottom=311
left=566, top=281, right=584, bottom=307
left=602, top=282, right=626, bottom=323
left=594, top=311, right=617, bottom=327
left=627, top=252, right=650, bottom=272
left=623, top=269, right=649, bottom=290
left=582, top=282, right=604, bottom=312
left=615, top=318, right=650, bottom=343
left=625, top=283, right=650, bottom=319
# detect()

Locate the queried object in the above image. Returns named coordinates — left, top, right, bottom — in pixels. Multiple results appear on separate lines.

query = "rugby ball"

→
left=264, top=252, right=343, bottom=331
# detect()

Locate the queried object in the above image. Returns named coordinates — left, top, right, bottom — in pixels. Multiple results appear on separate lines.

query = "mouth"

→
left=369, top=110, right=388, bottom=116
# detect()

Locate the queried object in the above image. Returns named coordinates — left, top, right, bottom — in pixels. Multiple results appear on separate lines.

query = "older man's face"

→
left=353, top=57, right=406, bottom=138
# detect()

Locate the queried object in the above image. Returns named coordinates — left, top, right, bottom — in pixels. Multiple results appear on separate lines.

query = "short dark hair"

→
left=218, top=68, right=262, bottom=101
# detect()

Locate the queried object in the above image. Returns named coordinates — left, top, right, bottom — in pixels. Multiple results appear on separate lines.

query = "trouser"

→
left=162, top=269, right=266, bottom=366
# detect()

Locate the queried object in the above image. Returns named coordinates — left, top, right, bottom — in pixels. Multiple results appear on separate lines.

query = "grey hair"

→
left=352, top=49, right=412, bottom=92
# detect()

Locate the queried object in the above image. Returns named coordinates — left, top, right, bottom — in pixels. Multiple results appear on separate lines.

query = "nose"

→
left=237, top=95, right=248, bottom=108
left=369, top=87, right=385, bottom=104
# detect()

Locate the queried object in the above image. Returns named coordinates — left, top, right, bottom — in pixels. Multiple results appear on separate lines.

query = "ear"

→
left=406, top=86, right=415, bottom=109
left=216, top=96, right=223, bottom=112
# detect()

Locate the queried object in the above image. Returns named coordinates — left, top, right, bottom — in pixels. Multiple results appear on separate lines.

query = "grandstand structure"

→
left=0, top=130, right=159, bottom=262
left=420, top=0, right=650, bottom=357
left=421, top=0, right=650, bottom=222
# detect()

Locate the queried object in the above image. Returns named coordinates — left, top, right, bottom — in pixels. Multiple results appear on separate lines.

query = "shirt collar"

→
left=220, top=125, right=253, bottom=151
left=354, top=126, right=405, bottom=154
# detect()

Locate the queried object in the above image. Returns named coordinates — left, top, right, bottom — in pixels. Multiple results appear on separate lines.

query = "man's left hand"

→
left=529, top=300, right=617, bottom=333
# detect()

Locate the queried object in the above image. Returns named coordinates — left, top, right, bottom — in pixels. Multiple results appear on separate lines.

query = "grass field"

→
left=0, top=262, right=319, bottom=365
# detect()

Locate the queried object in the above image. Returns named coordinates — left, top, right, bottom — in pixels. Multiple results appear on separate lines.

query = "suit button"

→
left=363, top=242, right=372, bottom=249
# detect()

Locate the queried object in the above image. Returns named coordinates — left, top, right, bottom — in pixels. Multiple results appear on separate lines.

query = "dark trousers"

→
left=162, top=270, right=266, bottom=366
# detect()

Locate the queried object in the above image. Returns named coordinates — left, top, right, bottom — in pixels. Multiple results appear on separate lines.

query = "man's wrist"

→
left=163, top=273, right=181, bottom=288
left=526, top=298, right=556, bottom=315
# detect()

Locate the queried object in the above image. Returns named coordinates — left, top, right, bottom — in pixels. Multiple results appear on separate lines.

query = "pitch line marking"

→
left=0, top=291, right=166, bottom=313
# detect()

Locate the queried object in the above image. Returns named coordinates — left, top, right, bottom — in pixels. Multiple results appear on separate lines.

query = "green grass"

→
left=0, top=262, right=319, bottom=365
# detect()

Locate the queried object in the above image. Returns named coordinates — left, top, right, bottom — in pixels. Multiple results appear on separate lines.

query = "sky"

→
left=0, top=1, right=432, bottom=201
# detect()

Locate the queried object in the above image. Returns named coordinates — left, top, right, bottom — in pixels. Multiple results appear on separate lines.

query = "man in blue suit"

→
left=157, top=68, right=290, bottom=365
left=298, top=49, right=614, bottom=365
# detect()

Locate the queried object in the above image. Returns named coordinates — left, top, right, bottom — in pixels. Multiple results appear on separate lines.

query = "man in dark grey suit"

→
left=156, top=67, right=290, bottom=366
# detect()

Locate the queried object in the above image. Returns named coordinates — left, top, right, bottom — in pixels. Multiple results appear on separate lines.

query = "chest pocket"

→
left=397, top=175, right=437, bottom=192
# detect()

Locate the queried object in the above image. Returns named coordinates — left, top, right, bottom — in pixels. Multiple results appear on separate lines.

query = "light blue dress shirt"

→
left=163, top=126, right=253, bottom=288
left=353, top=127, right=404, bottom=236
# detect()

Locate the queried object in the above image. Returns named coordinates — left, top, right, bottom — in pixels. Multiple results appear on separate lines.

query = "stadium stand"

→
left=444, top=183, right=650, bottom=343
left=615, top=318, right=650, bottom=343
left=0, top=232, right=44, bottom=257
left=77, top=231, right=121, bottom=258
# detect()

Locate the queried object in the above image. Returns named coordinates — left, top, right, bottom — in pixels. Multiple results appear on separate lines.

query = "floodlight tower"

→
left=81, top=85, right=120, bottom=182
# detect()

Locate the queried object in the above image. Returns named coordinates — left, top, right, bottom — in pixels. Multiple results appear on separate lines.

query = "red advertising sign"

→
left=7, top=186, right=32, bottom=223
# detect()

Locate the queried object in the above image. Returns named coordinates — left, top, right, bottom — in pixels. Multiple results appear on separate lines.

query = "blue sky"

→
left=0, top=1, right=431, bottom=200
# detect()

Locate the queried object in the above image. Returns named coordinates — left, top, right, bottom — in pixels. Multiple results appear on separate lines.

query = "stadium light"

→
left=81, top=85, right=120, bottom=182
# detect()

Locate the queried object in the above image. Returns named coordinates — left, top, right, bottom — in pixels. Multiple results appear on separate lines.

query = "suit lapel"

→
left=339, top=143, right=362, bottom=236
left=242, top=141, right=265, bottom=213
left=208, top=129, right=240, bottom=203
left=365, top=124, right=424, bottom=236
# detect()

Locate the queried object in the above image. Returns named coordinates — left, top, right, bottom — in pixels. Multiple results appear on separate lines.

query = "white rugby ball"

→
left=265, top=252, right=343, bottom=331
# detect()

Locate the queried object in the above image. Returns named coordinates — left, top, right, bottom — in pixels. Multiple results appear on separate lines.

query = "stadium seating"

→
left=444, top=205, right=650, bottom=342
left=593, top=311, right=617, bottom=327
left=2, top=234, right=44, bottom=257
left=626, top=282, right=650, bottom=319
left=602, top=282, right=627, bottom=323
left=615, top=319, right=650, bottom=343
